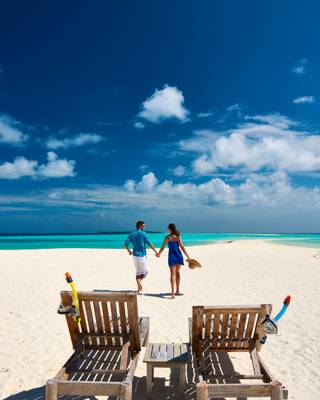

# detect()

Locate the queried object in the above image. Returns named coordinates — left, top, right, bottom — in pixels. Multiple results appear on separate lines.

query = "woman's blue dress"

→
left=168, top=239, right=184, bottom=267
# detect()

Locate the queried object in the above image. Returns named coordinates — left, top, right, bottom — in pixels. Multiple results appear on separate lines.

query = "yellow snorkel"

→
left=57, top=272, right=81, bottom=326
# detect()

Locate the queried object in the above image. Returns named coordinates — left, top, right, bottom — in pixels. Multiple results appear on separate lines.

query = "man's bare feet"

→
left=171, top=293, right=176, bottom=299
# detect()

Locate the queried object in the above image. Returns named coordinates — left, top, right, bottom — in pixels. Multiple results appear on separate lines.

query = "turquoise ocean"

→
left=0, top=233, right=319, bottom=250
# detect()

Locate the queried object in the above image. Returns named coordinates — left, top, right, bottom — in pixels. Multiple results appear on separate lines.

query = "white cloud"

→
left=227, top=103, right=243, bottom=115
left=293, top=96, right=315, bottom=104
left=46, top=133, right=104, bottom=150
left=292, top=59, right=307, bottom=74
left=179, top=113, right=320, bottom=174
left=0, top=114, right=28, bottom=144
left=134, top=122, right=145, bottom=129
left=138, top=85, right=189, bottom=123
left=38, top=152, right=76, bottom=178
left=171, top=165, right=186, bottom=177
left=0, top=157, right=37, bottom=179
left=119, top=171, right=320, bottom=210
left=0, top=152, right=76, bottom=180
left=197, top=111, right=213, bottom=118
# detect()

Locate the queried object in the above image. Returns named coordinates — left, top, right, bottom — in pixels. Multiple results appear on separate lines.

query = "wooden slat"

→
left=56, top=380, right=122, bottom=396
left=246, top=313, right=258, bottom=343
left=174, top=343, right=181, bottom=359
left=84, top=301, right=97, bottom=347
left=207, top=383, right=272, bottom=397
left=101, top=302, right=112, bottom=346
left=144, top=343, right=153, bottom=362
left=159, top=344, right=167, bottom=361
left=151, top=344, right=159, bottom=359
left=228, top=313, right=239, bottom=350
left=127, top=295, right=141, bottom=351
left=110, top=301, right=120, bottom=346
left=192, top=306, right=204, bottom=355
left=202, top=305, right=262, bottom=313
left=93, top=301, right=105, bottom=347
left=204, top=313, right=211, bottom=338
left=119, top=301, right=128, bottom=337
left=139, top=317, right=150, bottom=346
left=120, top=341, right=130, bottom=370
left=167, top=344, right=174, bottom=359
left=213, top=312, right=220, bottom=339
left=219, top=313, right=230, bottom=350
left=79, top=300, right=90, bottom=348
left=235, top=313, right=248, bottom=350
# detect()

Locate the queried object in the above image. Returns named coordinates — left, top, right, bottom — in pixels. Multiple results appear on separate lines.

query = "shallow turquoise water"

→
left=0, top=233, right=319, bottom=250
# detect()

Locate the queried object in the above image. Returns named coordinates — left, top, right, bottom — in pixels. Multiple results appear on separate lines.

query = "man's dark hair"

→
left=136, top=220, right=145, bottom=229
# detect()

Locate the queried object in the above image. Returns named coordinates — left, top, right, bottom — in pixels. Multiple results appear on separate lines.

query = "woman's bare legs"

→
left=175, top=265, right=181, bottom=294
left=170, top=266, right=177, bottom=298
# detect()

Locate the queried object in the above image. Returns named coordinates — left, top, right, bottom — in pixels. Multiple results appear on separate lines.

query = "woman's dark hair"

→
left=168, top=223, right=180, bottom=236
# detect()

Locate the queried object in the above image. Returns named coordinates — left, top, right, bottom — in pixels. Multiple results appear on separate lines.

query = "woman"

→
left=157, top=223, right=190, bottom=299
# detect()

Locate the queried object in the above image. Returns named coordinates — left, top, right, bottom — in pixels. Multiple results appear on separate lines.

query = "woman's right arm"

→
left=157, top=237, right=169, bottom=257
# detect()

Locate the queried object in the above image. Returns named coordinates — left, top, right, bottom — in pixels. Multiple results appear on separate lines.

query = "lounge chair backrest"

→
left=61, top=291, right=141, bottom=352
left=192, top=304, right=270, bottom=354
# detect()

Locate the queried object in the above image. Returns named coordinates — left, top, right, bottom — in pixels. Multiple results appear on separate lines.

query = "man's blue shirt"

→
left=124, top=229, right=151, bottom=257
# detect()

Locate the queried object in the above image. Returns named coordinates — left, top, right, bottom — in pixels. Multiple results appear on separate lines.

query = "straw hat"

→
left=187, top=258, right=202, bottom=269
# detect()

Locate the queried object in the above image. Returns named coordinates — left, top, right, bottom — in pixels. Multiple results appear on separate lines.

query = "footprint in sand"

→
left=1, top=368, right=9, bottom=373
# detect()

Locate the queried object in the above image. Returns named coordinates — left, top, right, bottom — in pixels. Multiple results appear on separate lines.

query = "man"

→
left=124, top=220, right=157, bottom=293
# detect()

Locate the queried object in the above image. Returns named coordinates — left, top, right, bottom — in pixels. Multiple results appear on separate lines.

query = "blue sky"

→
left=1, top=1, right=320, bottom=233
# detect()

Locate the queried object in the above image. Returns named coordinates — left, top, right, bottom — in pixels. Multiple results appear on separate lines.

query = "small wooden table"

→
left=143, top=343, right=190, bottom=399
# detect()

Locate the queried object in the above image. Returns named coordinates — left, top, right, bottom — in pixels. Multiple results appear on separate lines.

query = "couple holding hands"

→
left=124, top=220, right=191, bottom=299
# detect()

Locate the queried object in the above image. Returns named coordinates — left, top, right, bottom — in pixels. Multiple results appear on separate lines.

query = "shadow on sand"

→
left=93, top=289, right=183, bottom=300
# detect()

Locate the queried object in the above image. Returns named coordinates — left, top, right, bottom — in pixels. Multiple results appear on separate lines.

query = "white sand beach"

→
left=1, top=240, right=320, bottom=399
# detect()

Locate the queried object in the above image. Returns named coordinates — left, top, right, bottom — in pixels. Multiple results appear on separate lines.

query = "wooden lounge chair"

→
left=46, top=291, right=150, bottom=400
left=190, top=305, right=288, bottom=400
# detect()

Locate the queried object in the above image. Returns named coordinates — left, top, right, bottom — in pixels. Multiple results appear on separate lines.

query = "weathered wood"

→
left=139, top=316, right=150, bottom=346
left=250, top=347, right=261, bottom=375
left=45, top=379, right=58, bottom=400
left=127, top=294, right=141, bottom=351
left=120, top=341, right=130, bottom=370
left=207, top=374, right=264, bottom=379
left=51, top=291, right=146, bottom=399
left=196, top=381, right=208, bottom=400
left=93, top=300, right=105, bottom=347
left=56, top=380, right=122, bottom=396
left=84, top=300, right=97, bottom=347
left=67, top=367, right=128, bottom=375
left=110, top=301, right=120, bottom=346
left=191, top=304, right=285, bottom=400
left=144, top=343, right=189, bottom=398
left=120, top=381, right=132, bottom=400
left=144, top=343, right=189, bottom=363
left=146, top=364, right=153, bottom=399
left=208, top=383, right=271, bottom=397
left=101, top=301, right=113, bottom=346
left=271, top=381, right=283, bottom=400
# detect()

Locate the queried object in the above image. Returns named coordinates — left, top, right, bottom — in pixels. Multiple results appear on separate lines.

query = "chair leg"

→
left=178, top=365, right=186, bottom=399
left=271, top=381, right=283, bottom=400
left=196, top=381, right=208, bottom=400
left=146, top=364, right=153, bottom=399
left=45, top=379, right=57, bottom=400
left=120, top=381, right=132, bottom=400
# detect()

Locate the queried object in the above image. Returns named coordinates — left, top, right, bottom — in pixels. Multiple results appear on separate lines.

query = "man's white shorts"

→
left=132, top=256, right=148, bottom=278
